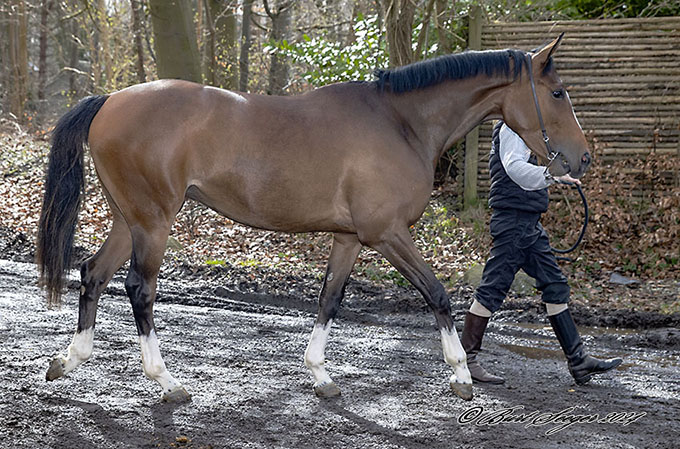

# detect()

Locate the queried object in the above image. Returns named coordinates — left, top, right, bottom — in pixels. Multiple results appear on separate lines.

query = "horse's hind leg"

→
left=305, top=233, right=361, bottom=397
left=364, top=227, right=473, bottom=400
left=47, top=208, right=131, bottom=381
left=125, top=221, right=190, bottom=402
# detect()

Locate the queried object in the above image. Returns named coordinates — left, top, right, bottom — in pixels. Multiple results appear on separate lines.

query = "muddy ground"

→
left=0, top=253, right=679, bottom=449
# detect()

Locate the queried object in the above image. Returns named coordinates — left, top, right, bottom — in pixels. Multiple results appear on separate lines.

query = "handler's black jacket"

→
left=487, top=121, right=550, bottom=215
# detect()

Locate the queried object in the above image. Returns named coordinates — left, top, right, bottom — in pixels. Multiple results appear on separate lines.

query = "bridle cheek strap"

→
left=526, top=53, right=559, bottom=171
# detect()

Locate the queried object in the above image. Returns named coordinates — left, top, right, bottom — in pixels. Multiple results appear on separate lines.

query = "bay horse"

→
left=37, top=35, right=590, bottom=402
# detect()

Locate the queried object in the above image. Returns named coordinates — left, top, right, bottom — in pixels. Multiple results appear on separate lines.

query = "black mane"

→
left=374, top=49, right=527, bottom=93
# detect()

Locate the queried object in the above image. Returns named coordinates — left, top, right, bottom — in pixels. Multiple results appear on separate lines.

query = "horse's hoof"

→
left=314, top=381, right=341, bottom=398
left=162, top=386, right=191, bottom=403
left=46, top=358, right=65, bottom=381
left=451, top=382, right=473, bottom=401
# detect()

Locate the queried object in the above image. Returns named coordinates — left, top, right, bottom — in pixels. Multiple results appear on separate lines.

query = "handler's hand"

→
left=555, top=174, right=582, bottom=185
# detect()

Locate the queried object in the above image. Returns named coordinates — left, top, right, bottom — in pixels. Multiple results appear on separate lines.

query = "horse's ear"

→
left=531, top=33, right=564, bottom=70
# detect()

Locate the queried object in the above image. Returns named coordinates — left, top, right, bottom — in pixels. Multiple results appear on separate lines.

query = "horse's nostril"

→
left=581, top=152, right=591, bottom=165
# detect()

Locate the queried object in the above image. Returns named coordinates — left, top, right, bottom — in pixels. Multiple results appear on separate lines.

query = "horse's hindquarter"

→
left=88, top=80, right=207, bottom=224
left=89, top=80, right=433, bottom=234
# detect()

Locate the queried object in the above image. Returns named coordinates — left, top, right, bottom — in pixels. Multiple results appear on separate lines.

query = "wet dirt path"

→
left=1, top=259, right=678, bottom=449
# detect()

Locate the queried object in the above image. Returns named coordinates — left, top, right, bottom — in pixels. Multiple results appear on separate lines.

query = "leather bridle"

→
left=525, top=53, right=562, bottom=174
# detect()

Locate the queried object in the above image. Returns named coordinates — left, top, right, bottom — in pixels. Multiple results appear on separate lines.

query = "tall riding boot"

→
left=548, top=308, right=623, bottom=385
left=461, top=312, right=505, bottom=384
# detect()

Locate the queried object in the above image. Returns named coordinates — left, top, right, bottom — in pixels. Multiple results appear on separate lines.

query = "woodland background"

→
left=0, top=0, right=678, bottom=314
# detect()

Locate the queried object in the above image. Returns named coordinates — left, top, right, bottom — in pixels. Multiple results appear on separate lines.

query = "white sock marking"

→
left=59, top=328, right=94, bottom=374
left=441, top=327, right=472, bottom=384
left=139, top=330, right=182, bottom=394
left=304, top=320, right=334, bottom=387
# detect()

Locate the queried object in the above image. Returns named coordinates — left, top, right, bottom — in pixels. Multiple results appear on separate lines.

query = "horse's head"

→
left=501, top=34, right=591, bottom=178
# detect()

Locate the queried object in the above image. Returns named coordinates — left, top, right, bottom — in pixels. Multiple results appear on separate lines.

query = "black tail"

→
left=36, top=95, right=109, bottom=307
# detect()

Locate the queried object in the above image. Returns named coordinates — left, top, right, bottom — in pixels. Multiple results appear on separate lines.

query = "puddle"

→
left=499, top=343, right=562, bottom=360
left=508, top=321, right=639, bottom=337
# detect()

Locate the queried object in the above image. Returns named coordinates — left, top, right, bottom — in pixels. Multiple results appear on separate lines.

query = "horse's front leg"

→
left=304, top=233, right=361, bottom=397
left=125, top=225, right=190, bottom=402
left=366, top=227, right=473, bottom=400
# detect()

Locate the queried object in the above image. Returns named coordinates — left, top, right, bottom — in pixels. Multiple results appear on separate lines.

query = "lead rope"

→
left=550, top=181, right=589, bottom=262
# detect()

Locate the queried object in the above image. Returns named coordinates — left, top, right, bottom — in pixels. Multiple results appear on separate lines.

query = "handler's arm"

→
left=498, top=124, right=554, bottom=191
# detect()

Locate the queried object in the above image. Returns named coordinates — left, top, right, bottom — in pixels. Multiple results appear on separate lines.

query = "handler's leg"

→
left=527, top=226, right=622, bottom=384
left=546, top=307, right=622, bottom=384
left=304, top=233, right=361, bottom=397
left=463, top=236, right=521, bottom=384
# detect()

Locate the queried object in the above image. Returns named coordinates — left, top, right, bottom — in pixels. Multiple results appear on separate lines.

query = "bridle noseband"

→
left=525, top=53, right=561, bottom=173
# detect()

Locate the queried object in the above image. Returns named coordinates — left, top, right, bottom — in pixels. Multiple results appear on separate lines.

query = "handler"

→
left=461, top=120, right=622, bottom=385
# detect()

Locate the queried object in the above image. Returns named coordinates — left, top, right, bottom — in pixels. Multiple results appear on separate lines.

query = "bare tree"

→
left=414, top=0, right=435, bottom=60
left=264, top=0, right=295, bottom=95
left=38, top=0, right=52, bottom=103
left=0, top=6, right=7, bottom=108
left=435, top=0, right=454, bottom=54
left=130, top=0, right=146, bottom=83
left=204, top=0, right=238, bottom=89
left=382, top=0, right=417, bottom=67
left=148, top=0, right=202, bottom=82
left=67, top=12, right=80, bottom=94
left=97, top=0, right=113, bottom=90
left=7, top=0, right=28, bottom=119
left=239, top=0, right=253, bottom=92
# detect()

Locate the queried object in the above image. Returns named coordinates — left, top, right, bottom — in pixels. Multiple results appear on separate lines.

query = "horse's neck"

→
left=388, top=76, right=510, bottom=166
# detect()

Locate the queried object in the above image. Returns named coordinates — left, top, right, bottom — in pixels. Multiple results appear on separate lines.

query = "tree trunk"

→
left=375, top=0, right=385, bottom=68
left=53, top=1, right=80, bottom=96
left=205, top=0, right=238, bottom=89
left=264, top=0, right=293, bottom=95
left=8, top=0, right=29, bottom=120
left=327, top=0, right=355, bottom=44
left=1, top=6, right=10, bottom=111
left=148, top=0, right=202, bottom=82
left=86, top=1, right=102, bottom=93
left=97, top=0, right=113, bottom=90
left=268, top=10, right=292, bottom=95
left=414, top=0, right=435, bottom=60
left=38, top=1, right=51, bottom=102
left=203, top=0, right=216, bottom=85
left=68, top=17, right=79, bottom=94
left=382, top=0, right=417, bottom=67
left=196, top=0, right=203, bottom=49
left=130, top=0, right=146, bottom=83
left=239, top=0, right=253, bottom=92
left=435, top=0, right=453, bottom=54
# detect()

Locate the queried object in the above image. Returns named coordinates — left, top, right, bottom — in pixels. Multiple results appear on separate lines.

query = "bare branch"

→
left=262, top=0, right=273, bottom=18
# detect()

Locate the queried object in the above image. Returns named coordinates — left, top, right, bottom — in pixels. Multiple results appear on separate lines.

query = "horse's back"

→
left=86, top=79, right=430, bottom=233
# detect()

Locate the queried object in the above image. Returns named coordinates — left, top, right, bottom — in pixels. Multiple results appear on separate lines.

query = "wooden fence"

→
left=463, top=14, right=680, bottom=206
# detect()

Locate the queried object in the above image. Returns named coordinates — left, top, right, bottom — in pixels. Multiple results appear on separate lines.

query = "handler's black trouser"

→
left=475, top=209, right=569, bottom=313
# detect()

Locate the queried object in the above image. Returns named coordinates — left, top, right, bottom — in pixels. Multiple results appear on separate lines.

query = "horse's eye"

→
left=552, top=89, right=564, bottom=99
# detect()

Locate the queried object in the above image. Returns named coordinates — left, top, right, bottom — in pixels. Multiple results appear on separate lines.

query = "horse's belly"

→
left=185, top=182, right=354, bottom=234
